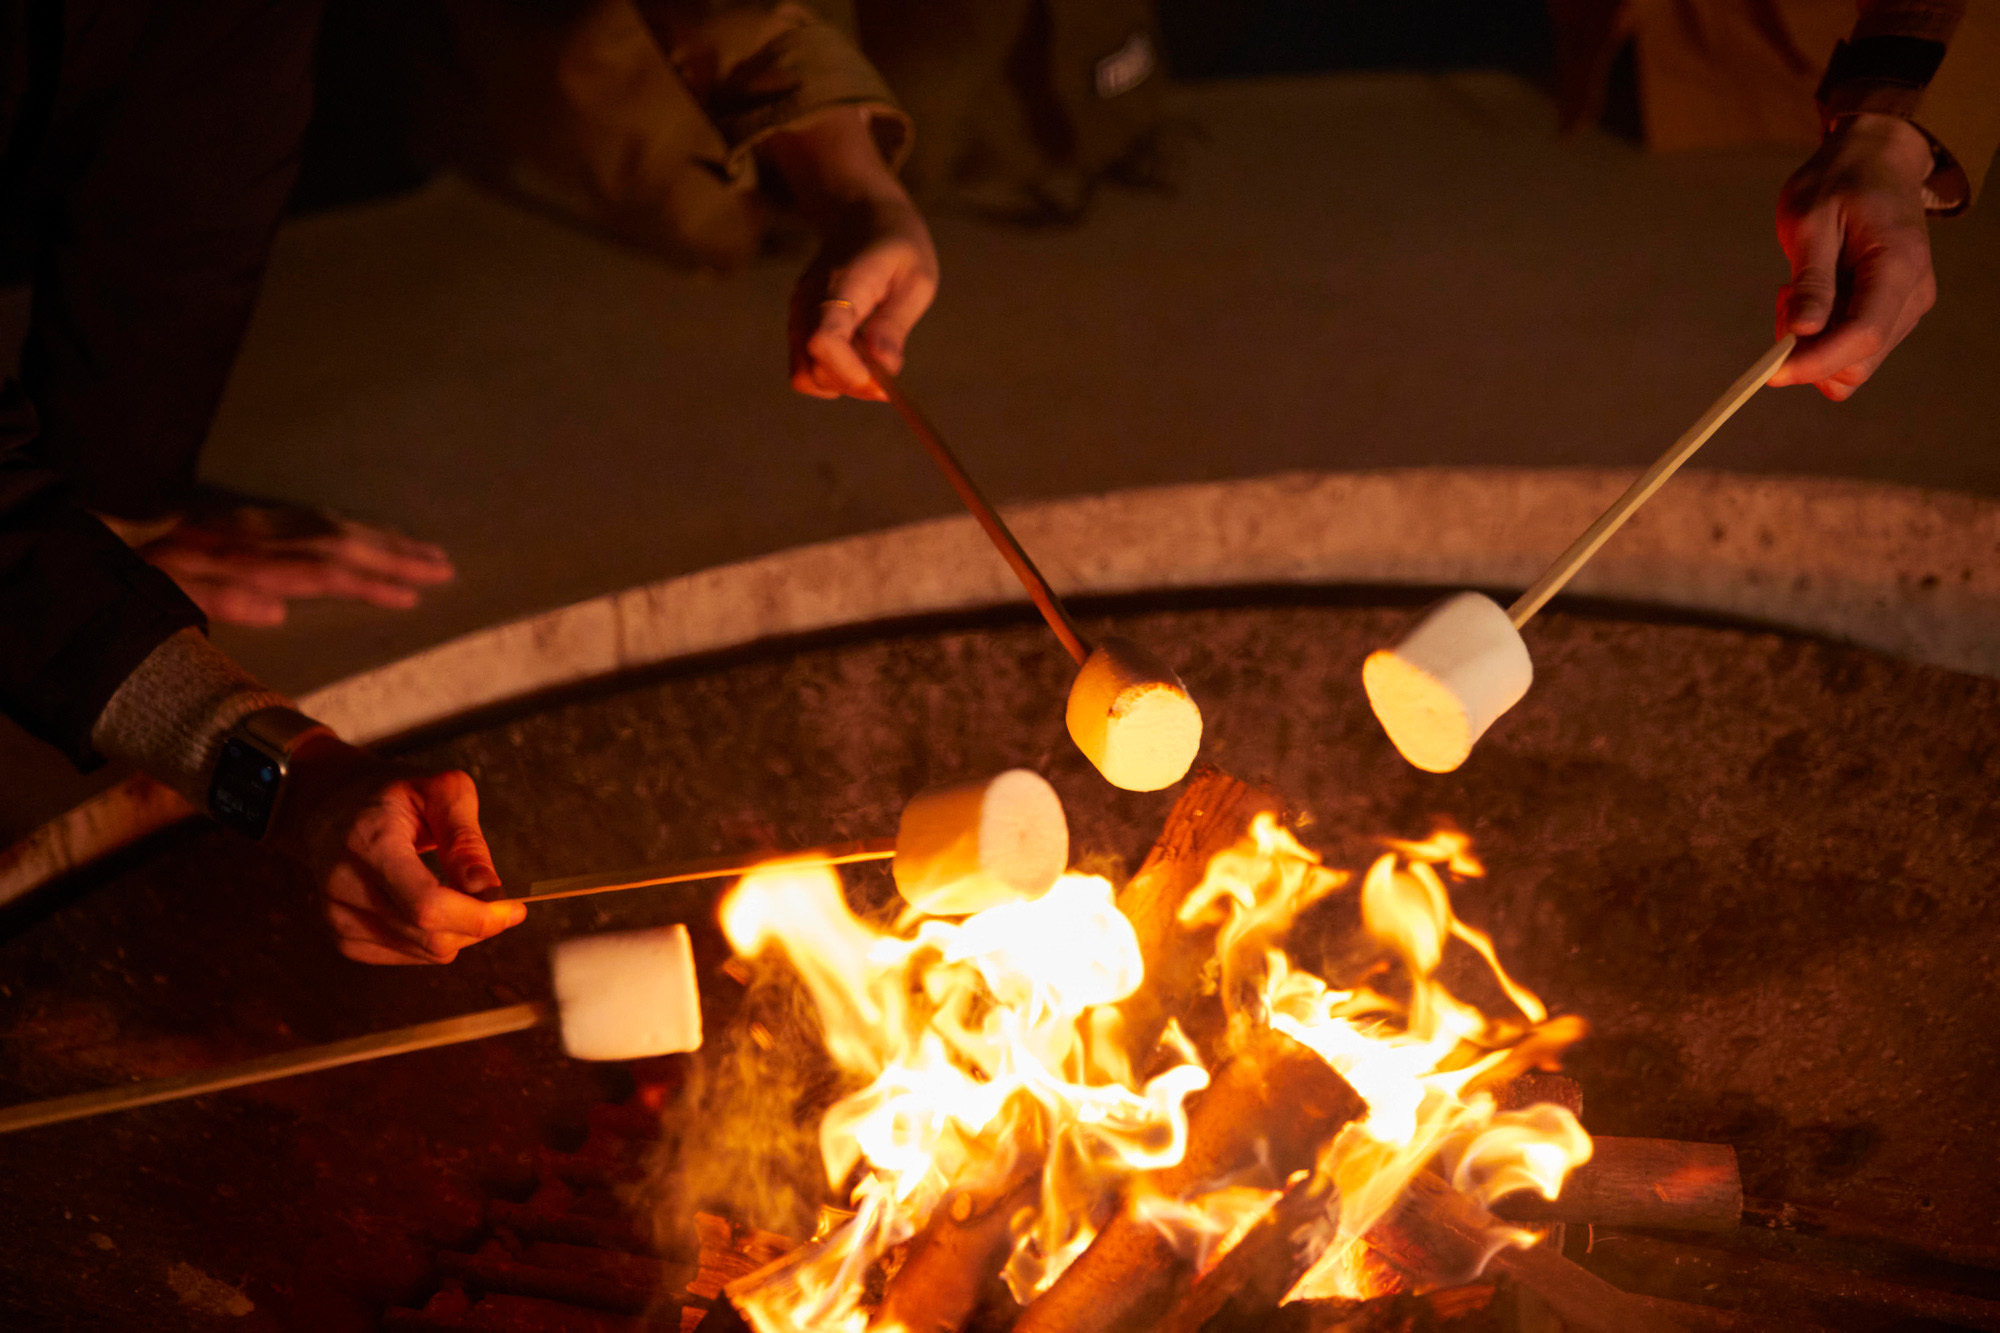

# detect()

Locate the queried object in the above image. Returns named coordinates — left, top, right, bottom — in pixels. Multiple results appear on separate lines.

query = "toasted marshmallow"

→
left=1363, top=592, right=1532, bottom=773
left=894, top=769, right=1068, bottom=916
left=1065, top=637, right=1203, bottom=792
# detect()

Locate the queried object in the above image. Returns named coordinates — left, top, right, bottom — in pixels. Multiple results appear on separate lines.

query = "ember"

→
left=693, top=771, right=1595, bottom=1332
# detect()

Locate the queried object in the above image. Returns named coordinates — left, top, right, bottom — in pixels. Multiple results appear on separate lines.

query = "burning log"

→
left=1154, top=1171, right=1334, bottom=1333
left=854, top=769, right=1282, bottom=1333
left=1113, top=767, right=1285, bottom=1065
left=1492, top=1138, right=1740, bottom=1232
left=1159, top=1135, right=1739, bottom=1333
left=1366, top=1173, right=1684, bottom=1333
left=871, top=1152, right=1044, bottom=1333
left=1011, top=1029, right=1367, bottom=1333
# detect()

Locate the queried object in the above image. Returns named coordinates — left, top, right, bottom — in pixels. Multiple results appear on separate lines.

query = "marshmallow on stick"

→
left=1066, top=639, right=1204, bottom=793
left=0, top=926, right=705, bottom=1135
left=860, top=349, right=1204, bottom=793
left=552, top=924, right=704, bottom=1060
left=1365, top=335, right=1795, bottom=773
left=894, top=769, right=1069, bottom=915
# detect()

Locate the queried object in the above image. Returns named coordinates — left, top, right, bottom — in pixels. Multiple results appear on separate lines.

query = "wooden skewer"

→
left=859, top=348, right=1092, bottom=667
left=0, top=1002, right=549, bottom=1135
left=1508, top=333, right=1797, bottom=628
left=516, top=837, right=898, bottom=903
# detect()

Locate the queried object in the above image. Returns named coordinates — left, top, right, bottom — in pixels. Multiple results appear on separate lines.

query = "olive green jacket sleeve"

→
left=1820, top=0, right=2000, bottom=212
left=635, top=1, right=912, bottom=179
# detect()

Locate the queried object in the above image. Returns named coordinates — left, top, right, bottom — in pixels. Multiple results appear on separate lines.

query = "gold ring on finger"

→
left=820, top=297, right=857, bottom=312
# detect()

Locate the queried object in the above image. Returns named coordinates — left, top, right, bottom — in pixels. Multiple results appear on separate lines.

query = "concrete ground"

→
left=3, top=70, right=1997, bottom=837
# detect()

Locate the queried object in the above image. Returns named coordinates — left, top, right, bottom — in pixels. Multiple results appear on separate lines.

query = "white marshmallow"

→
left=551, top=925, right=704, bottom=1061
left=894, top=769, right=1068, bottom=916
left=1363, top=592, right=1533, bottom=773
left=1064, top=637, right=1203, bottom=792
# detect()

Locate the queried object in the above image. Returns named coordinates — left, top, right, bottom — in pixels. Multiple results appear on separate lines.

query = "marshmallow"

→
left=894, top=769, right=1068, bottom=916
left=1363, top=592, right=1532, bottom=773
left=551, top=925, right=704, bottom=1061
left=1065, top=638, right=1204, bottom=792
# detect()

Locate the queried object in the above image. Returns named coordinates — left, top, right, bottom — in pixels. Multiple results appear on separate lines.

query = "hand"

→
left=270, top=737, right=526, bottom=965
left=134, top=497, right=455, bottom=627
left=1769, top=113, right=1938, bottom=401
left=762, top=107, right=939, bottom=402
left=788, top=195, right=939, bottom=401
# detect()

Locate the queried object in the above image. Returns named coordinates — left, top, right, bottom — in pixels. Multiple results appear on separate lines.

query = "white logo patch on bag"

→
left=1095, top=31, right=1155, bottom=99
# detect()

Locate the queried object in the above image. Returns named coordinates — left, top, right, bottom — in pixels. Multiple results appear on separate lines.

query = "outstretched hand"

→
left=788, top=196, right=939, bottom=401
left=762, top=106, right=939, bottom=403
left=1769, top=113, right=1938, bottom=400
left=137, top=499, right=454, bottom=627
left=271, top=738, right=526, bottom=965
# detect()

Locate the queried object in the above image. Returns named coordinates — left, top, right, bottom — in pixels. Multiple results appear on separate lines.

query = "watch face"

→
left=211, top=737, right=283, bottom=838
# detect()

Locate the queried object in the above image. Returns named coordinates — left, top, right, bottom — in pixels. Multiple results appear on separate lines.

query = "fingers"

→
left=798, top=284, right=887, bottom=401
left=1777, top=245, right=1934, bottom=397
left=1772, top=203, right=1843, bottom=348
left=334, top=781, right=525, bottom=964
left=313, top=519, right=456, bottom=586
left=413, top=770, right=503, bottom=898
left=857, top=265, right=939, bottom=378
left=147, top=542, right=424, bottom=610
left=324, top=897, right=451, bottom=965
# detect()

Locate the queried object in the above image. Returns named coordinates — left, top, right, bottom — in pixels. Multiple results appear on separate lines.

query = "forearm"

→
left=761, top=106, right=916, bottom=226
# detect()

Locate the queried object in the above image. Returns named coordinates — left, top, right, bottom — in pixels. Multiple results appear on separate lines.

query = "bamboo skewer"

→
left=517, top=837, right=898, bottom=903
left=859, top=348, right=1092, bottom=667
left=0, top=1003, right=549, bottom=1135
left=1507, top=334, right=1796, bottom=628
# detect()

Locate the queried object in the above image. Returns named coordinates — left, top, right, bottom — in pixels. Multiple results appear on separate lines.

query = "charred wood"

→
left=1578, top=1229, right=2000, bottom=1332
left=1012, top=1029, right=1367, bottom=1333
left=1366, top=1173, right=1684, bottom=1333
left=1113, top=766, right=1285, bottom=1067
left=872, top=1149, right=1044, bottom=1332
left=1493, top=1138, right=1741, bottom=1232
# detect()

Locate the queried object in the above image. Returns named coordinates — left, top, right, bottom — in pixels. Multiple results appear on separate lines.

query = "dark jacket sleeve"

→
left=0, top=382, right=202, bottom=765
left=0, top=0, right=318, bottom=765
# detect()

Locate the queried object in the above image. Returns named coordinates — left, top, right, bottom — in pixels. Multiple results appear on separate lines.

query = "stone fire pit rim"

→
left=4, top=465, right=1994, bottom=907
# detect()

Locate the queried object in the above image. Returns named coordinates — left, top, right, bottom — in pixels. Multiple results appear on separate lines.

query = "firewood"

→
left=1578, top=1229, right=2000, bottom=1332
left=856, top=769, right=1282, bottom=1333
left=1366, top=1173, right=1685, bottom=1333
left=871, top=1140, right=1045, bottom=1333
left=1113, top=767, right=1285, bottom=1067
left=1154, top=1172, right=1333, bottom=1333
left=1011, top=1030, right=1367, bottom=1333
left=1492, top=1138, right=1740, bottom=1232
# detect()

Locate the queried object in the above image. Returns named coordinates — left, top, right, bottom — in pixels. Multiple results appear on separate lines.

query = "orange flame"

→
left=715, top=819, right=1589, bottom=1326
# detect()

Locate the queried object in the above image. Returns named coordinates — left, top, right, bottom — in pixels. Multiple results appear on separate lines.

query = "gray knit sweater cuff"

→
left=88, top=628, right=296, bottom=809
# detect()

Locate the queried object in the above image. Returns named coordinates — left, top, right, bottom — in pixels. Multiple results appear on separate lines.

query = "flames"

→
left=713, top=814, right=1588, bottom=1330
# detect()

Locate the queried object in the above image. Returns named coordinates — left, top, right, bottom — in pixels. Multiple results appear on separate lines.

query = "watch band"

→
left=236, top=706, right=334, bottom=761
left=208, top=707, right=335, bottom=840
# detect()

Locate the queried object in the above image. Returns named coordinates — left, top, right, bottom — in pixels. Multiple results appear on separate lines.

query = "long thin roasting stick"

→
left=1508, top=333, right=1796, bottom=628
left=860, top=348, right=1092, bottom=667
left=518, top=837, right=898, bottom=903
left=0, top=1003, right=549, bottom=1135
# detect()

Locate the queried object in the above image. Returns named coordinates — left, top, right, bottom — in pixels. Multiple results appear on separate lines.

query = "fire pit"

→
left=1, top=595, right=1997, bottom=1330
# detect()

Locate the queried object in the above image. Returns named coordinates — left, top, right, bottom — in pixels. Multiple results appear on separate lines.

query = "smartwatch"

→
left=208, top=707, right=334, bottom=840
